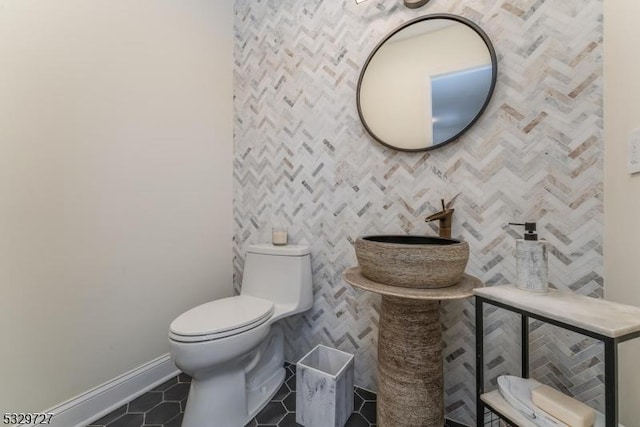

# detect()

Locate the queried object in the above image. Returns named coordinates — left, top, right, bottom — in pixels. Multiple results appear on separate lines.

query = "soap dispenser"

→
left=509, top=222, right=548, bottom=293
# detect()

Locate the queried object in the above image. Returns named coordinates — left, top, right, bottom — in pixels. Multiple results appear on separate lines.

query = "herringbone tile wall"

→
left=232, top=0, right=603, bottom=424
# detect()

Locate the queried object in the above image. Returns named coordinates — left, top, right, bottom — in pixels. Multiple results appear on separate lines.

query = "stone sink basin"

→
left=354, top=235, right=469, bottom=289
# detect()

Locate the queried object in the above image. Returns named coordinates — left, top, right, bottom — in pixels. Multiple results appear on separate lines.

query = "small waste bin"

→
left=296, top=344, right=354, bottom=427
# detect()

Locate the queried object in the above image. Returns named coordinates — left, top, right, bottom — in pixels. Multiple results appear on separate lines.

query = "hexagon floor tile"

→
left=86, top=363, right=469, bottom=427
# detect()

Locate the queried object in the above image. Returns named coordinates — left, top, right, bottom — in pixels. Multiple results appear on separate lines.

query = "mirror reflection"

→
left=357, top=15, right=497, bottom=151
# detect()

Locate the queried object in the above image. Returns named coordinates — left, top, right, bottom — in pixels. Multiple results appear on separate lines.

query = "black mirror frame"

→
left=356, top=14, right=498, bottom=152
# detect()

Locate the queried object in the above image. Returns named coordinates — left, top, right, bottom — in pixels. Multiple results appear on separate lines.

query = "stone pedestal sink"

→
left=343, top=266, right=483, bottom=427
left=355, top=235, right=469, bottom=288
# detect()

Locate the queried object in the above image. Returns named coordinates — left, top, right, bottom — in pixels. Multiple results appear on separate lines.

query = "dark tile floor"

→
left=86, top=363, right=468, bottom=427
left=87, top=373, right=190, bottom=427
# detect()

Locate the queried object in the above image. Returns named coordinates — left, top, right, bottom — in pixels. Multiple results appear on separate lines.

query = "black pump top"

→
left=509, top=222, right=538, bottom=241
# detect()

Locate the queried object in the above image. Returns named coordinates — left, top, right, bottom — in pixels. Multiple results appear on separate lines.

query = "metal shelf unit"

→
left=474, top=285, right=640, bottom=427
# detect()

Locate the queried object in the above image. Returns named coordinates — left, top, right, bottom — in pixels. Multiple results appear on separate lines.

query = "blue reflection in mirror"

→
left=431, top=65, right=493, bottom=143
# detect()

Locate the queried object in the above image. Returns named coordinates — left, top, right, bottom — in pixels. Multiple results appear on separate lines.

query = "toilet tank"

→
left=240, top=244, right=313, bottom=317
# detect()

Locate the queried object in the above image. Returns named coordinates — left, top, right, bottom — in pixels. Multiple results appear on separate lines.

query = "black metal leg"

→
left=604, top=338, right=618, bottom=427
left=521, top=314, right=529, bottom=379
left=475, top=297, right=485, bottom=426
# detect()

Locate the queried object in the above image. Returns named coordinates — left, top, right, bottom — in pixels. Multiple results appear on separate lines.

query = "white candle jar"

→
left=272, top=227, right=288, bottom=246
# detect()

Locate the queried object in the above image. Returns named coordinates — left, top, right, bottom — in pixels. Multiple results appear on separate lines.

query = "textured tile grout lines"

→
left=233, top=0, right=605, bottom=423
left=85, top=363, right=469, bottom=426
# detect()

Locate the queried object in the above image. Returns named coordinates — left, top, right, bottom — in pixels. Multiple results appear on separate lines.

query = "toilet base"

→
left=181, top=366, right=285, bottom=427
left=247, top=367, right=286, bottom=422
left=180, top=325, right=286, bottom=427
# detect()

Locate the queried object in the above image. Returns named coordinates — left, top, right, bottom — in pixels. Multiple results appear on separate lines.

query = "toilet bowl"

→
left=169, top=244, right=313, bottom=427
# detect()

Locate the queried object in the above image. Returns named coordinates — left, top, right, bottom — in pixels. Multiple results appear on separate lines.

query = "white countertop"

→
left=474, top=285, right=640, bottom=339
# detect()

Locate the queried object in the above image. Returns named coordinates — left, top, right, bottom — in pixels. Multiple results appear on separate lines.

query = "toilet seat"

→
left=169, top=295, right=274, bottom=343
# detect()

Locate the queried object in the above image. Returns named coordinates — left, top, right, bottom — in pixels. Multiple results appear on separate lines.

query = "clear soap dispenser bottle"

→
left=509, top=222, right=549, bottom=293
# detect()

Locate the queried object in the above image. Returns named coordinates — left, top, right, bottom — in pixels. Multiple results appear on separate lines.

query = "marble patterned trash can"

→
left=296, top=344, right=354, bottom=427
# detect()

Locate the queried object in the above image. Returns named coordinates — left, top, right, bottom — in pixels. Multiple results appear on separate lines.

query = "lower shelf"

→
left=481, top=390, right=537, bottom=427
left=481, top=390, right=626, bottom=427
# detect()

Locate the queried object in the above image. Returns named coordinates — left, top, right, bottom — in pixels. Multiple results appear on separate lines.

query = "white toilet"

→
left=169, top=244, right=313, bottom=427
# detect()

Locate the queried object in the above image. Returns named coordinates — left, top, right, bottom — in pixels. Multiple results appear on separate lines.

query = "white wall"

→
left=603, top=0, right=640, bottom=424
left=0, top=0, right=233, bottom=413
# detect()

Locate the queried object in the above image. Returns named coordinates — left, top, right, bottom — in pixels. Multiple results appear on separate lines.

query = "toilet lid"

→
left=169, top=295, right=274, bottom=342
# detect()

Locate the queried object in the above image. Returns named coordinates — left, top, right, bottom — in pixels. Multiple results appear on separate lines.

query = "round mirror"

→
left=357, top=14, right=497, bottom=152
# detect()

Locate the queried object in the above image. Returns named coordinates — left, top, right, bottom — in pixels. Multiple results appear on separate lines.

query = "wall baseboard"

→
left=26, top=354, right=179, bottom=427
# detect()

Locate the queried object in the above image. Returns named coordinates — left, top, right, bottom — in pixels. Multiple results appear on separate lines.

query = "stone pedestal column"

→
left=343, top=268, right=483, bottom=427
left=377, top=296, right=443, bottom=427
